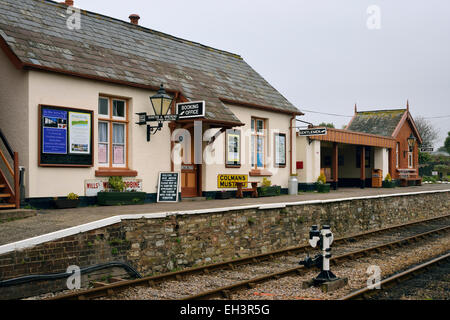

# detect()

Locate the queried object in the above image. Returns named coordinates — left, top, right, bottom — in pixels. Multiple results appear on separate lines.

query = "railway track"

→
left=340, top=252, right=450, bottom=300
left=45, top=214, right=450, bottom=300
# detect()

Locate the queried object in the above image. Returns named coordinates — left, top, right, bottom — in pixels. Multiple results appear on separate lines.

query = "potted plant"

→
left=53, top=192, right=80, bottom=209
left=216, top=190, right=232, bottom=200
left=97, top=177, right=146, bottom=206
left=257, top=178, right=282, bottom=197
left=382, top=173, right=396, bottom=188
left=315, top=173, right=331, bottom=193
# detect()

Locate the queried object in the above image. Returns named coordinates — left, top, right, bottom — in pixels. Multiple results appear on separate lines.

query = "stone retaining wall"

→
left=0, top=191, right=448, bottom=299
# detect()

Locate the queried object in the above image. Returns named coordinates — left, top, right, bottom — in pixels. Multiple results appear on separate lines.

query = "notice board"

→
left=39, top=105, right=94, bottom=167
left=157, top=172, right=180, bottom=202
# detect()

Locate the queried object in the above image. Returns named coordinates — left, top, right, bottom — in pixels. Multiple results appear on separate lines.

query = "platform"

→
left=0, top=185, right=448, bottom=247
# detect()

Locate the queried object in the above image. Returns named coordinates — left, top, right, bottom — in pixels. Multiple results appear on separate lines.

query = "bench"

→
left=236, top=182, right=259, bottom=198
left=397, top=169, right=422, bottom=187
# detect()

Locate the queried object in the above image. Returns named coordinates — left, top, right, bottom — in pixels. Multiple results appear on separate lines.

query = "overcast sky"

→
left=75, top=0, right=450, bottom=148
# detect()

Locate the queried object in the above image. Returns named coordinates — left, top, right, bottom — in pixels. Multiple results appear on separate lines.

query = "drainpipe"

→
left=170, top=92, right=180, bottom=172
left=290, top=113, right=296, bottom=175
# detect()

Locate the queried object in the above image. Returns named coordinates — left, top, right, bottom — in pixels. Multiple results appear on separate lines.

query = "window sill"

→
left=249, top=169, right=273, bottom=177
left=95, top=168, right=138, bottom=177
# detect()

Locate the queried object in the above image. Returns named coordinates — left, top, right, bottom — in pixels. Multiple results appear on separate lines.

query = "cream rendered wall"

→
left=338, top=145, right=374, bottom=179
left=339, top=145, right=357, bottom=178
left=374, top=147, right=389, bottom=179
left=296, top=136, right=320, bottom=183
left=0, top=49, right=29, bottom=195
left=202, top=105, right=295, bottom=192
left=27, top=71, right=172, bottom=198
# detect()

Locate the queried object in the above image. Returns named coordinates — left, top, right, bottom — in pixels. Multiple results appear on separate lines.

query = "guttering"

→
left=175, top=118, right=244, bottom=128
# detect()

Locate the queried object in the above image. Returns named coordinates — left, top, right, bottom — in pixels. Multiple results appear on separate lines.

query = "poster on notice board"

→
left=39, top=105, right=93, bottom=167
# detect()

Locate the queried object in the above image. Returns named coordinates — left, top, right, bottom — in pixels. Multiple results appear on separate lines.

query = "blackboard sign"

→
left=157, top=172, right=180, bottom=203
left=39, top=105, right=94, bottom=167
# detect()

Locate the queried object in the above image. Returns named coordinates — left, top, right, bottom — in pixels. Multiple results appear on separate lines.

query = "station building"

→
left=0, top=0, right=302, bottom=208
left=0, top=0, right=423, bottom=209
left=296, top=105, right=423, bottom=190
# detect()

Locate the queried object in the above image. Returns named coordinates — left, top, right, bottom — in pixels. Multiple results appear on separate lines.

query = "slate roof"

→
left=0, top=0, right=301, bottom=124
left=346, top=109, right=406, bottom=137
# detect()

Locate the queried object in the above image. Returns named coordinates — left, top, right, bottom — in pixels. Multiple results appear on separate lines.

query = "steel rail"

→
left=46, top=214, right=450, bottom=300
left=181, top=225, right=450, bottom=300
left=340, top=252, right=450, bottom=300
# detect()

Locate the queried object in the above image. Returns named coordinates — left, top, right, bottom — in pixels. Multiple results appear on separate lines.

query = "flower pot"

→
left=257, top=186, right=281, bottom=197
left=216, top=191, right=232, bottom=200
left=53, top=199, right=80, bottom=209
left=97, top=192, right=146, bottom=206
left=316, top=183, right=331, bottom=193
left=382, top=181, right=396, bottom=188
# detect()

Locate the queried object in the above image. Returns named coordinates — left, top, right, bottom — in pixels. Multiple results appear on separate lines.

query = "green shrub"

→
left=317, top=173, right=327, bottom=185
left=262, top=178, right=271, bottom=187
left=67, top=192, right=79, bottom=200
left=423, top=176, right=437, bottom=183
left=108, top=176, right=125, bottom=192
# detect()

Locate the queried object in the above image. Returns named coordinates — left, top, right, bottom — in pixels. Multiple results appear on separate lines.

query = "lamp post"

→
left=407, top=133, right=416, bottom=150
left=407, top=133, right=417, bottom=169
left=136, top=84, right=176, bottom=141
left=407, top=133, right=416, bottom=147
left=150, top=84, right=174, bottom=118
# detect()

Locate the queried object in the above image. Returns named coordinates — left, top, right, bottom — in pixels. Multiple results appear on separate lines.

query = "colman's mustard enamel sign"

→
left=217, top=174, right=248, bottom=188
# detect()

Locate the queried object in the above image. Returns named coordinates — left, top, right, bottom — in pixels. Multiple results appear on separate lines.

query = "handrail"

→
left=0, top=128, right=20, bottom=208
left=0, top=128, right=14, bottom=159
left=0, top=149, right=13, bottom=176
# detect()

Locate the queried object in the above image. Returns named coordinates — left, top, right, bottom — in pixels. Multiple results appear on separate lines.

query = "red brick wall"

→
left=393, top=119, right=420, bottom=179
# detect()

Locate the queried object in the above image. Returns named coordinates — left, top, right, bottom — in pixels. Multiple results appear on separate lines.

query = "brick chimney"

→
left=129, top=14, right=140, bottom=25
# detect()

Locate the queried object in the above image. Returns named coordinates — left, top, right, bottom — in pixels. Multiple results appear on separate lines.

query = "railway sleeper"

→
left=221, top=290, right=231, bottom=299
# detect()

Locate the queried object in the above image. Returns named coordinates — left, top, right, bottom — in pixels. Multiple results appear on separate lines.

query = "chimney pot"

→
left=129, top=14, right=140, bottom=25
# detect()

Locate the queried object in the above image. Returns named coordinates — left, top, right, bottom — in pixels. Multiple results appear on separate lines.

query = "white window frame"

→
left=98, top=120, right=109, bottom=166
left=396, top=143, right=399, bottom=168
left=112, top=122, right=127, bottom=168
left=99, top=97, right=110, bottom=117
left=251, top=118, right=266, bottom=169
left=408, top=145, right=414, bottom=169
left=112, top=99, right=126, bottom=121
left=98, top=96, right=128, bottom=169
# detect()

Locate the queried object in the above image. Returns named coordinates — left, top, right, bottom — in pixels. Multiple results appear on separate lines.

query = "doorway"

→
left=180, top=127, right=200, bottom=198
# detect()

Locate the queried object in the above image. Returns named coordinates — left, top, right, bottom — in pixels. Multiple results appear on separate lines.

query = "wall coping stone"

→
left=0, top=189, right=448, bottom=256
